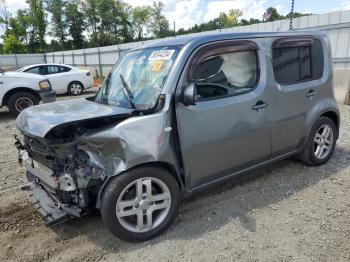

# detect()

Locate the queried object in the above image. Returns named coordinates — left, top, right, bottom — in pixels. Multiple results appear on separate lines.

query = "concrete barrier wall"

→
left=333, top=69, right=350, bottom=104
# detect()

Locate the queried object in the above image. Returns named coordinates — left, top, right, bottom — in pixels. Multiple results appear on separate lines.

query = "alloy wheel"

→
left=116, top=177, right=171, bottom=233
left=313, top=124, right=334, bottom=160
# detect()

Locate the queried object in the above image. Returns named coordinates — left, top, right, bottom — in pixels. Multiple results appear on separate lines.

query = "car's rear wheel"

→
left=7, top=92, right=39, bottom=117
left=101, top=167, right=181, bottom=242
left=67, top=82, right=84, bottom=96
left=299, top=116, right=337, bottom=165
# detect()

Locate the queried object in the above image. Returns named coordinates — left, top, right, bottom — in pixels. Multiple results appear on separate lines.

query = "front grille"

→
left=24, top=136, right=56, bottom=168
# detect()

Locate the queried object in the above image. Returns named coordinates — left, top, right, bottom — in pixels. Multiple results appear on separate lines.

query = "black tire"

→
left=7, top=92, right=40, bottom=117
left=101, top=167, right=181, bottom=242
left=67, top=81, right=84, bottom=96
left=299, top=116, right=338, bottom=166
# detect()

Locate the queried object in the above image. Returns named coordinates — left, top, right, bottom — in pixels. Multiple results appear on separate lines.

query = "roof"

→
left=20, top=63, right=74, bottom=70
left=142, top=30, right=325, bottom=48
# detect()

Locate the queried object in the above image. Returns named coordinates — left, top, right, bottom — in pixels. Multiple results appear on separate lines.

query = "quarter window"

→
left=191, top=50, right=258, bottom=100
left=60, top=66, right=71, bottom=72
left=272, top=39, right=324, bottom=85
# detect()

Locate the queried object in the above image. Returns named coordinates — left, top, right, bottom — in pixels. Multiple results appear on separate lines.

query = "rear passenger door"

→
left=44, top=65, right=69, bottom=94
left=270, top=37, right=325, bottom=157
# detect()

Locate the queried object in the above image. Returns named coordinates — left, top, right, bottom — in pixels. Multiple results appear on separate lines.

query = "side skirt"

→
left=184, top=150, right=299, bottom=197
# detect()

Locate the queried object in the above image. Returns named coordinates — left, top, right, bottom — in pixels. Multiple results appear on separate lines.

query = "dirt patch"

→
left=0, top=97, right=349, bottom=262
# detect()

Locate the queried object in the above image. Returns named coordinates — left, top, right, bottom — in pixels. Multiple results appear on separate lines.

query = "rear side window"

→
left=272, top=38, right=324, bottom=85
left=47, top=66, right=60, bottom=74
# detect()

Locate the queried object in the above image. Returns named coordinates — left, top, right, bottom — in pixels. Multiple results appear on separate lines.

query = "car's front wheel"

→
left=7, top=92, right=40, bottom=117
left=299, top=116, right=338, bottom=165
left=67, top=82, right=84, bottom=96
left=101, top=167, right=181, bottom=242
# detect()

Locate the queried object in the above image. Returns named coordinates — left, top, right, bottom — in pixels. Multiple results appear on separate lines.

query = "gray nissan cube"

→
left=15, top=31, right=340, bottom=242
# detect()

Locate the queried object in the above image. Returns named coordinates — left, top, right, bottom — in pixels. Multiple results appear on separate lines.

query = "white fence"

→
left=2, top=10, right=350, bottom=77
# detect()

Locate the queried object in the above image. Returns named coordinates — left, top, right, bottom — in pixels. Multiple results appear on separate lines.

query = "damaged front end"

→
left=14, top=98, right=179, bottom=226
left=14, top=118, right=123, bottom=225
left=15, top=133, right=107, bottom=225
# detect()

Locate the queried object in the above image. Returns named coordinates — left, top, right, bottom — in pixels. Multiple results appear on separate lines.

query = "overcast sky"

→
left=6, top=0, right=350, bottom=29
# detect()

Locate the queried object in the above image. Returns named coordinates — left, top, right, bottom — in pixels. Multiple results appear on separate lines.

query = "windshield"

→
left=95, top=46, right=180, bottom=110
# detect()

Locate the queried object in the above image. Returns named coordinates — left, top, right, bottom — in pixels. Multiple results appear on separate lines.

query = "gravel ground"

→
left=0, top=94, right=349, bottom=262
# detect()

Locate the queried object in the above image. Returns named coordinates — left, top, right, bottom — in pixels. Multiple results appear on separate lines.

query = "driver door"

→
left=176, top=40, right=272, bottom=189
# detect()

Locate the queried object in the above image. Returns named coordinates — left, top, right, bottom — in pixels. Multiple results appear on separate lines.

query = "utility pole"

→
left=289, top=0, right=294, bottom=30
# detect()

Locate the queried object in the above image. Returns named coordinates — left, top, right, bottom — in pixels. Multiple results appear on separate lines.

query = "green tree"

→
left=149, top=1, right=170, bottom=38
left=16, top=10, right=31, bottom=45
left=8, top=10, right=32, bottom=44
left=0, top=0, right=10, bottom=34
left=264, top=7, right=283, bottom=21
left=83, top=0, right=100, bottom=45
left=249, top=18, right=261, bottom=24
left=116, top=1, right=133, bottom=43
left=3, top=33, right=26, bottom=53
left=177, top=9, right=243, bottom=35
left=132, top=6, right=151, bottom=40
left=286, top=11, right=312, bottom=19
left=240, top=19, right=249, bottom=25
left=222, top=9, right=242, bottom=27
left=46, top=0, right=67, bottom=47
left=66, top=1, right=85, bottom=49
left=27, top=0, right=46, bottom=52
left=98, top=0, right=133, bottom=44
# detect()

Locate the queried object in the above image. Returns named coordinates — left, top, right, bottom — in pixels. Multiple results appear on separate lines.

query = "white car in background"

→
left=18, top=64, right=93, bottom=96
left=0, top=70, right=56, bottom=116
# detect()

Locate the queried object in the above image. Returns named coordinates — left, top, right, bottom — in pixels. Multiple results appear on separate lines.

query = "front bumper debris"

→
left=25, top=159, right=83, bottom=226
left=27, top=182, right=70, bottom=226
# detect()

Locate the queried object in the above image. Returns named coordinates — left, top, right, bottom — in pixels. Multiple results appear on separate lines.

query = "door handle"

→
left=252, top=101, right=268, bottom=111
left=305, top=89, right=317, bottom=98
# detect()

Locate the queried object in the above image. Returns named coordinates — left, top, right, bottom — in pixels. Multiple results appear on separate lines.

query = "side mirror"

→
left=182, top=83, right=196, bottom=106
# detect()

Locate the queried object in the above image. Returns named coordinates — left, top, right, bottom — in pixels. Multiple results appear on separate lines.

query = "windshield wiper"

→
left=119, top=74, right=136, bottom=109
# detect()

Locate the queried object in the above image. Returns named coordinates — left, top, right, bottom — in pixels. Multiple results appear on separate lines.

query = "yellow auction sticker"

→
left=152, top=60, right=164, bottom=72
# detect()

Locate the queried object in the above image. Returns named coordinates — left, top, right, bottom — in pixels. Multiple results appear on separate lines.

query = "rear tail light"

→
left=86, top=72, right=91, bottom=76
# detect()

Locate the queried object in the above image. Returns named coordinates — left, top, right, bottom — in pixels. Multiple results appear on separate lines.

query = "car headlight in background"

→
left=39, top=80, right=51, bottom=90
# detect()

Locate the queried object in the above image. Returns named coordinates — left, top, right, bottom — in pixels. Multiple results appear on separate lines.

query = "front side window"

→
left=191, top=50, right=258, bottom=100
left=272, top=38, right=324, bottom=85
left=25, top=66, right=42, bottom=74
left=95, top=46, right=180, bottom=110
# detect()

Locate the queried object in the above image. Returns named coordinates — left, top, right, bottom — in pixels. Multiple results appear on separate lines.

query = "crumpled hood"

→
left=16, top=98, right=134, bottom=138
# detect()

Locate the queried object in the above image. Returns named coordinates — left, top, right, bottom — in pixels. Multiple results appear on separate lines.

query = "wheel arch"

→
left=95, top=161, right=184, bottom=209
left=68, top=80, right=85, bottom=90
left=320, top=110, right=340, bottom=131
left=2, top=87, right=40, bottom=107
